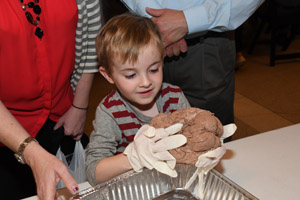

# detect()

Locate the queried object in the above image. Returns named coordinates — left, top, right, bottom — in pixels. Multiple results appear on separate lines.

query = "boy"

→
left=85, top=13, right=190, bottom=186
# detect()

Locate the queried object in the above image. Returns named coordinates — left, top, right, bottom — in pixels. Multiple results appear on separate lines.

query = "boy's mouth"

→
left=138, top=88, right=153, bottom=97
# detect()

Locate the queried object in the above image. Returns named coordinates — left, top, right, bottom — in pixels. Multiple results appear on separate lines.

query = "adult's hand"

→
left=54, top=106, right=86, bottom=140
left=146, top=7, right=188, bottom=47
left=165, top=38, right=188, bottom=57
left=24, top=142, right=78, bottom=200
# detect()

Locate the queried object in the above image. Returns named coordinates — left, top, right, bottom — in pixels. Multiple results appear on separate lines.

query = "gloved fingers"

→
left=198, top=146, right=226, bottom=159
left=136, top=153, right=154, bottom=169
left=199, top=159, right=222, bottom=173
left=141, top=147, right=176, bottom=170
left=152, top=123, right=183, bottom=141
left=151, top=148, right=177, bottom=170
left=153, top=134, right=187, bottom=152
left=166, top=159, right=176, bottom=169
left=165, top=123, right=183, bottom=135
left=136, top=124, right=155, bottom=138
left=196, top=159, right=220, bottom=171
left=152, top=161, right=178, bottom=177
left=124, top=142, right=156, bottom=172
left=142, top=125, right=156, bottom=138
left=184, top=167, right=201, bottom=190
left=206, top=146, right=226, bottom=159
left=205, top=160, right=221, bottom=171
left=221, top=123, right=237, bottom=140
left=195, top=146, right=226, bottom=168
left=137, top=147, right=165, bottom=170
left=152, top=151, right=175, bottom=162
left=152, top=128, right=170, bottom=141
left=197, top=170, right=205, bottom=199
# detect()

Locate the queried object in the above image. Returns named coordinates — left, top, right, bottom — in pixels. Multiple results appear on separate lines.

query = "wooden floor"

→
left=232, top=24, right=300, bottom=140
left=84, top=24, right=300, bottom=142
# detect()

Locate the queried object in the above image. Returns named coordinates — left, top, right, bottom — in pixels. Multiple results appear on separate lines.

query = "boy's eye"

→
left=149, top=68, right=159, bottom=73
left=125, top=73, right=136, bottom=79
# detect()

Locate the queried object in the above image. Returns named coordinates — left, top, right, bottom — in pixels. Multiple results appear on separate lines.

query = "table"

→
left=25, top=124, right=300, bottom=200
left=215, top=123, right=300, bottom=200
left=23, top=181, right=92, bottom=200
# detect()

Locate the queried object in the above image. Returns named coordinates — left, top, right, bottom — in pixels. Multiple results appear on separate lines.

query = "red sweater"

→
left=0, top=0, right=78, bottom=138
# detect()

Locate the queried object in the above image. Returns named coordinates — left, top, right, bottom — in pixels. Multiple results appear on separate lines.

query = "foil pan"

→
left=71, top=165, right=258, bottom=200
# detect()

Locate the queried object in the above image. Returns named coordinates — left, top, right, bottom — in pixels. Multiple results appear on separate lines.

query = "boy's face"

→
left=102, top=43, right=163, bottom=110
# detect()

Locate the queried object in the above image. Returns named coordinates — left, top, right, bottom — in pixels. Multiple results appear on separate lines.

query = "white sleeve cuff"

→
left=122, top=0, right=162, bottom=17
left=183, top=6, right=209, bottom=34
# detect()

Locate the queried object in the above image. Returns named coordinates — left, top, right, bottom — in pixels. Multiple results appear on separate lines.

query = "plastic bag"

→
left=56, top=141, right=87, bottom=189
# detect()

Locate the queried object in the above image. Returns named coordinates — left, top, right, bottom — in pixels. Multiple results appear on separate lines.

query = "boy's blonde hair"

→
left=96, top=13, right=164, bottom=73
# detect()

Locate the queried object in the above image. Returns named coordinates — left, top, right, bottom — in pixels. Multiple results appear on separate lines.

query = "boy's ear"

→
left=99, top=66, right=115, bottom=84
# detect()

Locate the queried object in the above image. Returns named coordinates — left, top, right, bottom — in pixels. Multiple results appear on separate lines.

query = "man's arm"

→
left=122, top=0, right=263, bottom=56
left=183, top=0, right=264, bottom=34
left=122, top=0, right=264, bottom=35
left=146, top=8, right=188, bottom=47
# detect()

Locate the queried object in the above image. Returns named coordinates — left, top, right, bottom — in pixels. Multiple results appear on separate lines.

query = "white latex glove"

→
left=124, top=123, right=186, bottom=177
left=185, top=123, right=237, bottom=199
left=221, top=123, right=237, bottom=144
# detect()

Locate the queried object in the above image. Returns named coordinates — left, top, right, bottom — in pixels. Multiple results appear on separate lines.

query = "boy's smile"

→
left=138, top=88, right=154, bottom=97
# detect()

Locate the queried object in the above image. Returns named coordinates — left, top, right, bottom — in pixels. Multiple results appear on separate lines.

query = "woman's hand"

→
left=54, top=106, right=87, bottom=141
left=0, top=101, right=79, bottom=199
left=24, top=142, right=79, bottom=200
left=55, top=72, right=94, bottom=140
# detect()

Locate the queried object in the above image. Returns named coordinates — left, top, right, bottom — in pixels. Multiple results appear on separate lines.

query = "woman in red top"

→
left=0, top=0, right=101, bottom=199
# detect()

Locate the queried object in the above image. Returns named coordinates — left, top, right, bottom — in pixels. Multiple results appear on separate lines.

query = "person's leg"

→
left=36, top=119, right=89, bottom=164
left=0, top=146, right=36, bottom=199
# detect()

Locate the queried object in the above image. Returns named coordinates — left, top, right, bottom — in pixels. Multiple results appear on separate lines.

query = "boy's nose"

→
left=140, top=75, right=151, bottom=87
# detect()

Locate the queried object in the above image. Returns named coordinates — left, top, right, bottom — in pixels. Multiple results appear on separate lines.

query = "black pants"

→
left=0, top=119, right=88, bottom=199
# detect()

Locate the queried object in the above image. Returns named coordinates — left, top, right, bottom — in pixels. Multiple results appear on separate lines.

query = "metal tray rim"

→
left=71, top=166, right=259, bottom=200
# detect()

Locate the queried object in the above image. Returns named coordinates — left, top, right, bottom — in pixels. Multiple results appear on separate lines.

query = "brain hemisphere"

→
left=150, top=107, right=223, bottom=165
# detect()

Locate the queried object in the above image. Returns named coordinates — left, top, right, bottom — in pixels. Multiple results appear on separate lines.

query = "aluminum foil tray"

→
left=71, top=165, right=258, bottom=200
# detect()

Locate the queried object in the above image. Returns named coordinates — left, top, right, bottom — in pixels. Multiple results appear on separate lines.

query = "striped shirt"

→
left=86, top=83, right=190, bottom=185
left=70, top=0, right=102, bottom=92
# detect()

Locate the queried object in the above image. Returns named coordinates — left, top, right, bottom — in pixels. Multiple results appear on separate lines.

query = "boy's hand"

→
left=184, top=123, right=236, bottom=199
left=184, top=146, right=226, bottom=199
left=124, top=123, right=186, bottom=177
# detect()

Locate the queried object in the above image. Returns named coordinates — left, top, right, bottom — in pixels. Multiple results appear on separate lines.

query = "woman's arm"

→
left=0, top=101, right=78, bottom=199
